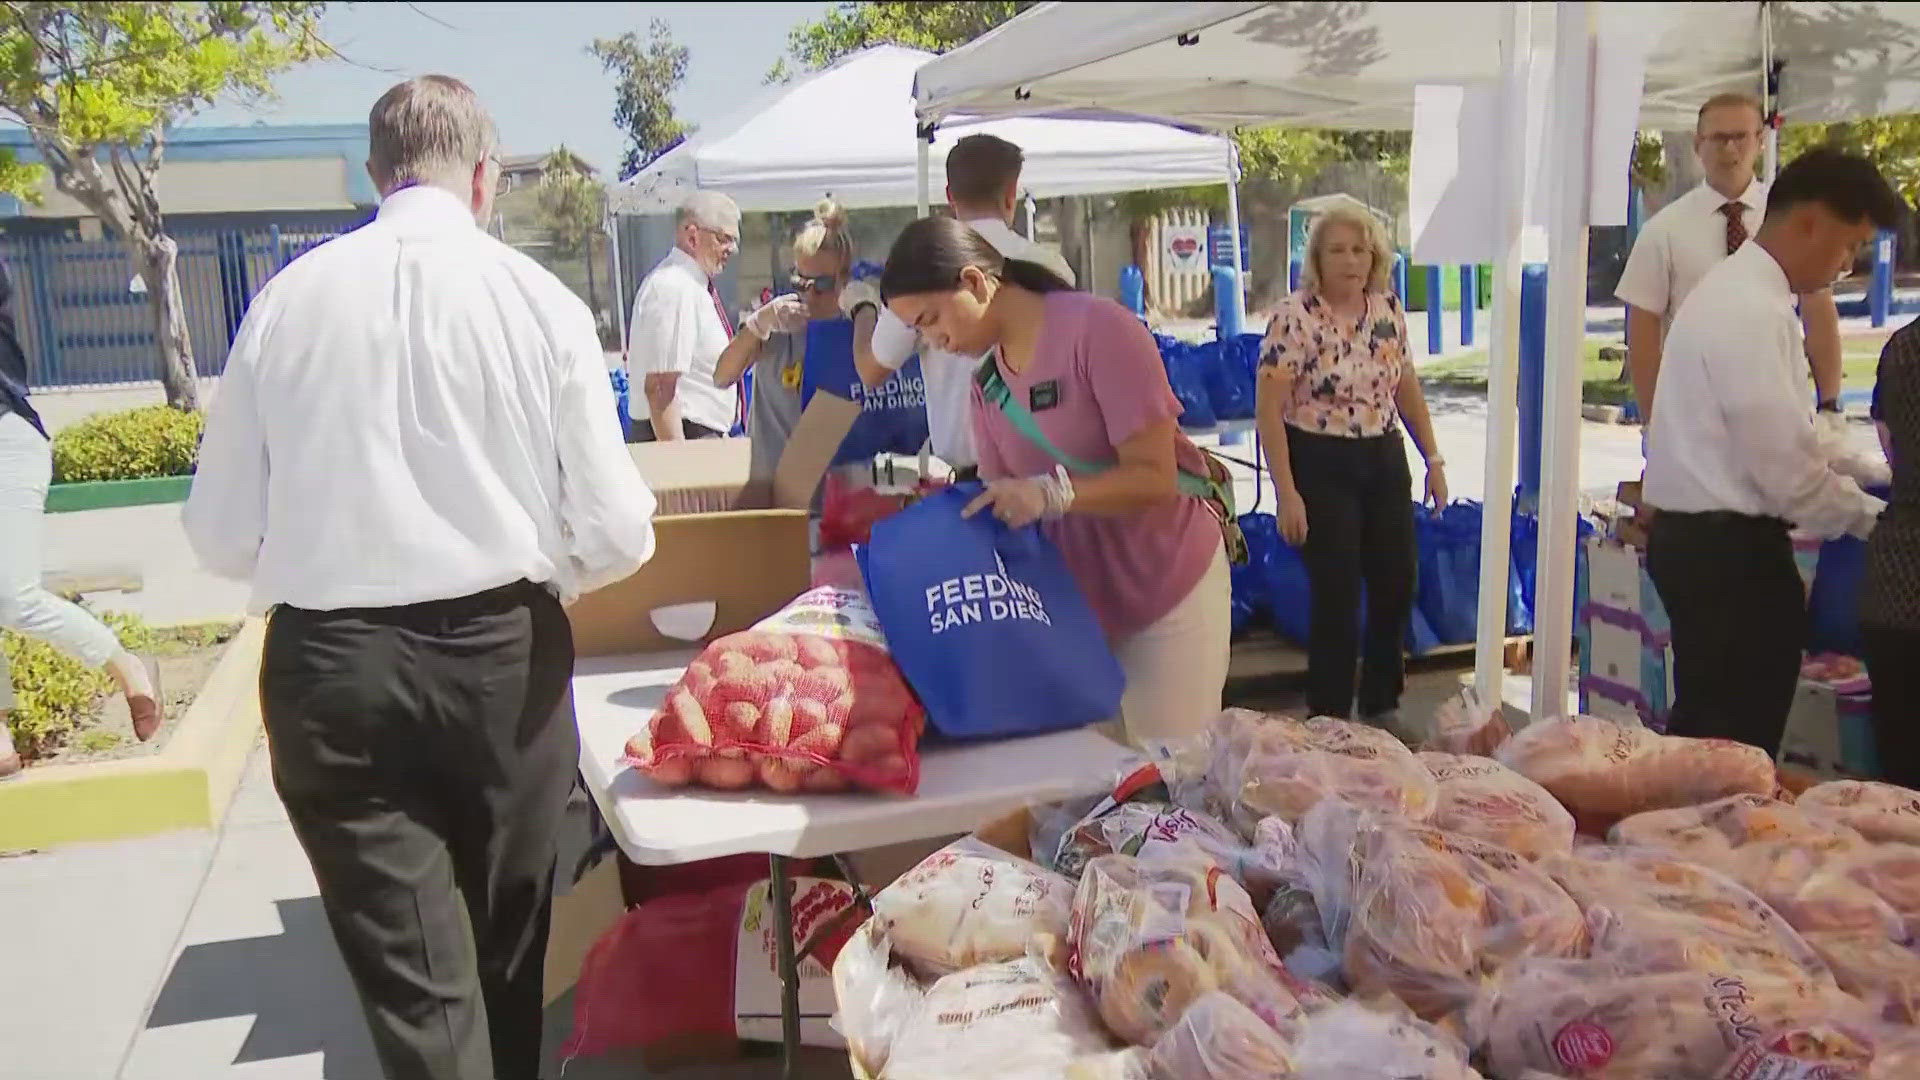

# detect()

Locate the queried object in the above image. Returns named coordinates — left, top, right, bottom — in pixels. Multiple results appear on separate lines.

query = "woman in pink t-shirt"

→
left=879, top=216, right=1230, bottom=745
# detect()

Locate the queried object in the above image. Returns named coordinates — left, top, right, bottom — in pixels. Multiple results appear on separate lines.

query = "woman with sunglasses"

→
left=714, top=199, right=879, bottom=480
left=878, top=216, right=1232, bottom=747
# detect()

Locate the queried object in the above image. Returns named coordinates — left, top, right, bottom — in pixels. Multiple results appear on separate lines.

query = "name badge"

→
left=1030, top=380, right=1062, bottom=412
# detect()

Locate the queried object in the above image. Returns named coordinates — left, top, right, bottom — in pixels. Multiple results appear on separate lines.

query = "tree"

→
left=0, top=3, right=328, bottom=410
left=591, top=19, right=692, bottom=180
left=767, top=1, right=1035, bottom=83
left=1781, top=115, right=1920, bottom=205
left=535, top=147, right=606, bottom=311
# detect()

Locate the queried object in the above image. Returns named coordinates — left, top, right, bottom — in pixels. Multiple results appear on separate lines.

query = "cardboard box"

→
left=568, top=396, right=860, bottom=657
left=1779, top=678, right=1878, bottom=780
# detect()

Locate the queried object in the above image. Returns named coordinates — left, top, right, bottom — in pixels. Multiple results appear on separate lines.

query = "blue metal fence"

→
left=3, top=225, right=346, bottom=388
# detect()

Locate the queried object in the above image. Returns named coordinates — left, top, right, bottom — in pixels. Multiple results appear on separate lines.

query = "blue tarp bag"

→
left=800, top=317, right=930, bottom=466
left=1232, top=512, right=1281, bottom=635
left=1263, top=531, right=1442, bottom=655
left=857, top=484, right=1124, bottom=739
left=1809, top=536, right=1868, bottom=658
left=1161, top=340, right=1219, bottom=428
left=1198, top=339, right=1256, bottom=421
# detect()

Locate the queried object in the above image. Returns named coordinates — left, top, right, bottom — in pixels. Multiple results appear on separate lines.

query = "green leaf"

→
left=535, top=146, right=606, bottom=258
left=591, top=20, right=693, bottom=180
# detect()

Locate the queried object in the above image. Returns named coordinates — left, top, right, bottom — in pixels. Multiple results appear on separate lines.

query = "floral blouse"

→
left=1260, top=288, right=1409, bottom=438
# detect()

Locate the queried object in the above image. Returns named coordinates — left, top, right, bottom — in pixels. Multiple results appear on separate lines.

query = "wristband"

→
left=1816, top=399, right=1843, bottom=414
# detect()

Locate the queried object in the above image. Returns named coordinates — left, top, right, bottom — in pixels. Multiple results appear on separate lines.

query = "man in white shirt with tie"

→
left=1644, top=148, right=1902, bottom=756
left=1617, top=93, right=1846, bottom=440
left=841, top=134, right=1075, bottom=479
left=630, top=191, right=742, bottom=441
left=185, top=76, right=657, bottom=1080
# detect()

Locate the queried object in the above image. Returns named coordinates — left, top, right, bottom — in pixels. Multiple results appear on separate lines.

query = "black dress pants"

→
left=1862, top=622, right=1920, bottom=789
left=632, top=417, right=724, bottom=441
left=1288, top=426, right=1418, bottom=719
left=1646, top=510, right=1805, bottom=755
left=260, top=580, right=576, bottom=1080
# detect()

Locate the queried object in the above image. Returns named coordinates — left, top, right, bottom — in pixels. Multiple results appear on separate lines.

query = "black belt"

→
left=951, top=465, right=980, bottom=482
left=1655, top=509, right=1790, bottom=531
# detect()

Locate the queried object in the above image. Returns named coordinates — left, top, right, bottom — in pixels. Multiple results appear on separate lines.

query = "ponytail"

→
left=881, top=215, right=1072, bottom=300
left=793, top=197, right=854, bottom=269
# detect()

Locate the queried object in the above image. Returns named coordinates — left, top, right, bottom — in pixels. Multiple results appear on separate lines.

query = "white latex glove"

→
left=870, top=306, right=917, bottom=372
left=746, top=293, right=808, bottom=340
left=839, top=279, right=882, bottom=320
left=1813, top=410, right=1891, bottom=488
left=1851, top=494, right=1889, bottom=540
left=961, top=467, right=1075, bottom=528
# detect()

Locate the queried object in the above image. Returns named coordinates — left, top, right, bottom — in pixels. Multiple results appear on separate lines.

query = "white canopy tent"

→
left=912, top=0, right=1920, bottom=723
left=608, top=44, right=1239, bottom=216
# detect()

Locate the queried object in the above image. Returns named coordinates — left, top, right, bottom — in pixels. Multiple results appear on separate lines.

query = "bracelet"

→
left=1816, top=399, right=1843, bottom=414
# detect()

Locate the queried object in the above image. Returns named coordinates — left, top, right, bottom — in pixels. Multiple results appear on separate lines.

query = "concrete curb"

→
left=45, top=475, right=193, bottom=514
left=0, top=619, right=263, bottom=850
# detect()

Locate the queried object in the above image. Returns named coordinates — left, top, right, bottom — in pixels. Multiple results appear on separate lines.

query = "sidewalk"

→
left=0, top=738, right=850, bottom=1079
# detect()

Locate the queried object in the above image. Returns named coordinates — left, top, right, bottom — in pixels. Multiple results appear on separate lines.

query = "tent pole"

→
left=1530, top=0, right=1599, bottom=722
left=1475, top=0, right=1534, bottom=712
left=1025, top=193, right=1038, bottom=241
left=607, top=212, right=627, bottom=347
left=1224, top=141, right=1248, bottom=331
left=1761, top=2, right=1779, bottom=180
left=916, top=120, right=934, bottom=214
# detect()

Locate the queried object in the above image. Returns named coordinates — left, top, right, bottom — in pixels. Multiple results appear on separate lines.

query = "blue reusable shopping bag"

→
left=857, top=484, right=1125, bottom=739
left=1161, top=340, right=1219, bottom=428
left=1198, top=339, right=1256, bottom=421
left=1231, top=512, right=1280, bottom=635
left=800, top=317, right=930, bottom=466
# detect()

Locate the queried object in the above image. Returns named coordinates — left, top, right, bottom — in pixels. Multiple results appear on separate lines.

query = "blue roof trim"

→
left=0, top=123, right=375, bottom=206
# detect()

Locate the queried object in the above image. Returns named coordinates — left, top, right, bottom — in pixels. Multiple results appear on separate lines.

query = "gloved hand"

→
left=839, top=279, right=882, bottom=320
left=745, top=293, right=808, bottom=340
left=961, top=467, right=1075, bottom=528
left=1812, top=409, right=1890, bottom=488
left=1851, top=494, right=1889, bottom=540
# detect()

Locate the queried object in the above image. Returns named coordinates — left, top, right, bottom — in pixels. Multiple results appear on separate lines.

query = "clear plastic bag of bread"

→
left=1470, top=958, right=1872, bottom=1079
left=1047, top=761, right=1290, bottom=904
left=1797, top=779, right=1920, bottom=846
left=832, top=918, right=927, bottom=1077
left=1800, top=930, right=1920, bottom=1023
left=1495, top=715, right=1775, bottom=832
left=1609, top=795, right=1907, bottom=941
left=868, top=836, right=1075, bottom=978
left=1421, top=750, right=1577, bottom=860
left=1293, top=800, right=1587, bottom=1020
left=1428, top=685, right=1513, bottom=757
left=1224, top=712, right=1438, bottom=832
left=1289, top=997, right=1485, bottom=1080
left=879, top=956, right=1118, bottom=1079
left=1138, top=991, right=1298, bottom=1079
left=1542, top=844, right=1833, bottom=983
left=1066, top=850, right=1328, bottom=1046
left=1715, top=1019, right=1920, bottom=1079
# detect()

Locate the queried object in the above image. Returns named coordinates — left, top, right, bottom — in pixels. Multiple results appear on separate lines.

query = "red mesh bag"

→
left=624, top=587, right=924, bottom=795
left=817, top=470, right=949, bottom=551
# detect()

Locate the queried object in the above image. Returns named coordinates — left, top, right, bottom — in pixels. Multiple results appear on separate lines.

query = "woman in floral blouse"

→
left=1256, top=197, right=1446, bottom=727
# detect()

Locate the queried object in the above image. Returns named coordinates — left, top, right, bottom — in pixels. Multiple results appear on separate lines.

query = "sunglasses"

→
left=790, top=272, right=838, bottom=293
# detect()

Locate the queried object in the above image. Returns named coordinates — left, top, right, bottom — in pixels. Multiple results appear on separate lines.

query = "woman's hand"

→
left=1424, top=459, right=1449, bottom=512
left=1277, top=487, right=1309, bottom=547
left=963, top=471, right=1074, bottom=529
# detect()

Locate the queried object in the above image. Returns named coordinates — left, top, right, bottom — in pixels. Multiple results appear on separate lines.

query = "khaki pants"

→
left=1110, top=542, right=1233, bottom=747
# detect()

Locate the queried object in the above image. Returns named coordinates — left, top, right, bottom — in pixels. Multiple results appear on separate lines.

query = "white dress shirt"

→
left=1616, top=178, right=1768, bottom=327
left=871, top=217, right=1078, bottom=468
left=628, top=247, right=735, bottom=433
left=1644, top=241, right=1883, bottom=540
left=184, top=186, right=658, bottom=613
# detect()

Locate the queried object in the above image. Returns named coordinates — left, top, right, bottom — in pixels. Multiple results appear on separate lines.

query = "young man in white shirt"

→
left=841, top=134, right=1076, bottom=479
left=1643, top=148, right=1902, bottom=757
left=184, top=76, right=657, bottom=1080
left=630, top=191, right=742, bottom=441
left=1617, top=93, right=1845, bottom=440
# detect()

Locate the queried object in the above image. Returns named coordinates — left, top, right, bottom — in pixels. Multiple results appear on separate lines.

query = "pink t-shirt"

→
left=971, top=291, right=1221, bottom=640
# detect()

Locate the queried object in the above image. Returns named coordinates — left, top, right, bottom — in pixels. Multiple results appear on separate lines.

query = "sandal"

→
left=129, top=658, right=162, bottom=743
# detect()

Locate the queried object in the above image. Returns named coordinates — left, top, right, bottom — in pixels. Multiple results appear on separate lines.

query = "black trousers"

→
left=1647, top=510, right=1805, bottom=754
left=1288, top=426, right=1418, bottom=719
left=1862, top=621, right=1920, bottom=789
left=260, top=580, right=576, bottom=1080
left=632, top=417, right=724, bottom=442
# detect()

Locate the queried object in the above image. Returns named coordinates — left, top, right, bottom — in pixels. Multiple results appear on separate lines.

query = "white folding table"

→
left=571, top=651, right=1137, bottom=1078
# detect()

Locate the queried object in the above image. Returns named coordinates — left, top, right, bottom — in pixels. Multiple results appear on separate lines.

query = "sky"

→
left=192, top=2, right=836, bottom=176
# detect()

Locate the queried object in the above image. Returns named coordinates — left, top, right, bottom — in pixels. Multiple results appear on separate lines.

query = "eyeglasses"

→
left=490, top=156, right=510, bottom=197
left=791, top=272, right=838, bottom=293
left=1699, top=130, right=1759, bottom=148
left=698, top=225, right=739, bottom=248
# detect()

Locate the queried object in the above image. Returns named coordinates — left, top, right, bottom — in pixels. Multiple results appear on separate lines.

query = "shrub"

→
left=50, top=405, right=203, bottom=483
left=2, top=610, right=165, bottom=761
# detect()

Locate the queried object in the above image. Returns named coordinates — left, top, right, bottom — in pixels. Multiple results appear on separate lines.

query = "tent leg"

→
left=1474, top=0, right=1534, bottom=714
left=1224, top=144, right=1247, bottom=331
left=1530, top=0, right=1599, bottom=722
left=916, top=122, right=933, bottom=215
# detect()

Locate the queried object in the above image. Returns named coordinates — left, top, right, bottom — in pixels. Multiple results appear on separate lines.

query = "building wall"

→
left=17, top=157, right=359, bottom=219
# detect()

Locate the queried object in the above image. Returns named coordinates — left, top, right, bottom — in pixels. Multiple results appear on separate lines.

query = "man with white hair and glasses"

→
left=630, top=190, right=743, bottom=440
left=185, top=75, right=656, bottom=1079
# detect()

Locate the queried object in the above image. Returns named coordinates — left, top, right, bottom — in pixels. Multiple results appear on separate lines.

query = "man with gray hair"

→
left=185, top=75, right=657, bottom=1079
left=628, top=190, right=742, bottom=440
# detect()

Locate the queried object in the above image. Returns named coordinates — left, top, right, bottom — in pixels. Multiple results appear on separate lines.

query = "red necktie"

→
left=709, top=281, right=743, bottom=431
left=1720, top=201, right=1749, bottom=255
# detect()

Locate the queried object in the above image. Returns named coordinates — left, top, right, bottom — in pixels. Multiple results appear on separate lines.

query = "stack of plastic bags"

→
left=831, top=695, right=1920, bottom=1078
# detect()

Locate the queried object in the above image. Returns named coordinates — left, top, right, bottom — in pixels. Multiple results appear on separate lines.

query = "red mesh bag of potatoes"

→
left=624, top=587, right=925, bottom=795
